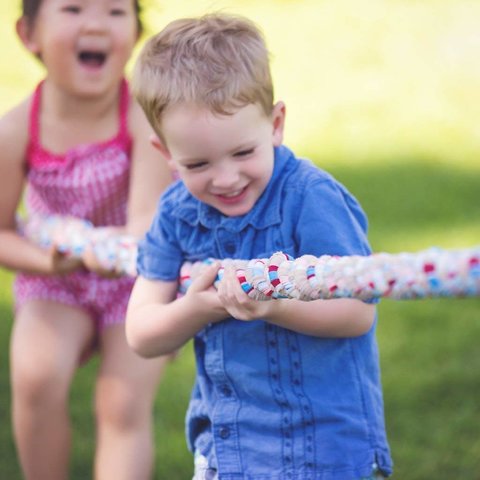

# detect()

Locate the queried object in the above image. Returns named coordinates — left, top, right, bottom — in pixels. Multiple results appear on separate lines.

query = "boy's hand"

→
left=186, top=262, right=230, bottom=322
left=217, top=262, right=273, bottom=321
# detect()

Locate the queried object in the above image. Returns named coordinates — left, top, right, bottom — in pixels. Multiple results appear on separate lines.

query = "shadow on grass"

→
left=321, top=158, right=480, bottom=251
left=326, top=159, right=480, bottom=478
left=377, top=298, right=480, bottom=479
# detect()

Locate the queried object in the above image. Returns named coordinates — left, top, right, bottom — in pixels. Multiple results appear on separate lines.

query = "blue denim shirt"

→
left=138, top=146, right=393, bottom=479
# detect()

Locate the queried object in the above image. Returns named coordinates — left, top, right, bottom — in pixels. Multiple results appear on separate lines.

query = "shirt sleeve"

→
left=293, top=176, right=378, bottom=304
left=136, top=199, right=184, bottom=281
left=294, top=176, right=371, bottom=258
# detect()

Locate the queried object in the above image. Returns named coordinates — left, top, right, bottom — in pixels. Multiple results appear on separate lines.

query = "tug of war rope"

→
left=19, top=214, right=480, bottom=301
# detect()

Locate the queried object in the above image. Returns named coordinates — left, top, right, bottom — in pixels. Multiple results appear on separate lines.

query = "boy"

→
left=126, top=13, right=392, bottom=479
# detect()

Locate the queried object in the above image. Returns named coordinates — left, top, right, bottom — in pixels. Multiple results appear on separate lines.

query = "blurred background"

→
left=0, top=0, right=479, bottom=478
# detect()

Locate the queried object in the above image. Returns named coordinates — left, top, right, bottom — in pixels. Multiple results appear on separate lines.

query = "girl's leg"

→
left=94, top=323, right=168, bottom=480
left=10, top=300, right=94, bottom=480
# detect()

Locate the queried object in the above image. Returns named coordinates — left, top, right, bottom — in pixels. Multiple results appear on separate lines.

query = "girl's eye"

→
left=233, top=148, right=254, bottom=157
left=110, top=8, right=126, bottom=16
left=62, top=5, right=81, bottom=13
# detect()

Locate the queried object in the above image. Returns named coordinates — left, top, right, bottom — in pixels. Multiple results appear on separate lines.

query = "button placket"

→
left=265, top=324, right=295, bottom=473
left=205, top=323, right=242, bottom=473
left=215, top=227, right=238, bottom=258
left=286, top=331, right=316, bottom=472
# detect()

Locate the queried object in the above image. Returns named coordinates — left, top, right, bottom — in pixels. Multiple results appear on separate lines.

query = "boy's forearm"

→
left=264, top=298, right=376, bottom=337
left=126, top=295, right=222, bottom=358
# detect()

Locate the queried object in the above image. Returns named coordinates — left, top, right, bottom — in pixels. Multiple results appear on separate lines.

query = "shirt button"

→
left=219, top=426, right=230, bottom=439
left=219, top=427, right=230, bottom=440
left=224, top=242, right=235, bottom=254
left=220, top=385, right=232, bottom=397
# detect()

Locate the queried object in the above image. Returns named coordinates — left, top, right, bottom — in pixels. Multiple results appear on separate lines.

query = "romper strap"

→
left=117, top=78, right=132, bottom=152
left=26, top=81, right=43, bottom=165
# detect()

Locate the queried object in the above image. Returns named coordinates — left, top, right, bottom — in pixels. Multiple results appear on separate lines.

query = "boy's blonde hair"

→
left=132, top=13, right=274, bottom=136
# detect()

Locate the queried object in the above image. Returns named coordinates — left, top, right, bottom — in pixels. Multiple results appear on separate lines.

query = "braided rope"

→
left=18, top=214, right=139, bottom=276
left=18, top=215, right=480, bottom=300
left=180, top=249, right=480, bottom=300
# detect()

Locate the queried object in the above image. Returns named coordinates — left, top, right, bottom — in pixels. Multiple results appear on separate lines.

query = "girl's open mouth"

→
left=78, top=50, right=107, bottom=68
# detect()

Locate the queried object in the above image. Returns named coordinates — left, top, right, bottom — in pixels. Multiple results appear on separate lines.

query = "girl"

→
left=0, top=1, right=172, bottom=479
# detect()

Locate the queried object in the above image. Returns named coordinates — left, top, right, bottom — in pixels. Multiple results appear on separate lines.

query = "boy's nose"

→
left=212, top=166, right=240, bottom=189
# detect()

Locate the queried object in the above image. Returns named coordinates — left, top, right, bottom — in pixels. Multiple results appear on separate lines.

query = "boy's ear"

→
left=150, top=134, right=177, bottom=170
left=271, top=101, right=286, bottom=147
left=150, top=134, right=170, bottom=157
left=16, top=17, right=40, bottom=55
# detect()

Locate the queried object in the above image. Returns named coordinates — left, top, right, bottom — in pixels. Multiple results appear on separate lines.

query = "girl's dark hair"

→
left=21, top=1, right=144, bottom=33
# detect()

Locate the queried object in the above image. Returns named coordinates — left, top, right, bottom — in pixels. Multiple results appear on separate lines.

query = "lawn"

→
left=1, top=1, right=479, bottom=479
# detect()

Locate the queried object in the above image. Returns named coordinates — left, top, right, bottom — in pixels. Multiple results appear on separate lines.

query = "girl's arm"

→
left=217, top=264, right=376, bottom=337
left=82, top=100, right=173, bottom=275
left=0, top=101, right=83, bottom=275
left=126, top=263, right=229, bottom=358
left=125, top=100, right=173, bottom=236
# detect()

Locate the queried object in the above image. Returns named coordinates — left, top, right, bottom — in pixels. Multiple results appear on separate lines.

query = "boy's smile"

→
left=158, top=102, right=285, bottom=217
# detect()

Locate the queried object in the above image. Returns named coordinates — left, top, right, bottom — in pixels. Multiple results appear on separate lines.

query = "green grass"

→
left=1, top=1, right=480, bottom=479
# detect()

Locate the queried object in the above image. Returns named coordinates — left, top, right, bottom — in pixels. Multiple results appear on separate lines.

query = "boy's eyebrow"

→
left=177, top=156, right=209, bottom=165
left=178, top=145, right=254, bottom=164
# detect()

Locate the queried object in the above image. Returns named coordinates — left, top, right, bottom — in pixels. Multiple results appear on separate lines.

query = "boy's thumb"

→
left=188, top=262, right=221, bottom=293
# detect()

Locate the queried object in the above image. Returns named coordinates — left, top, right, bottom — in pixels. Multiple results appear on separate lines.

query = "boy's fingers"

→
left=188, top=262, right=221, bottom=293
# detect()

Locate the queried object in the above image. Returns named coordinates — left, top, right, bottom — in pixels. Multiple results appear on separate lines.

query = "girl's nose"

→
left=82, top=10, right=108, bottom=33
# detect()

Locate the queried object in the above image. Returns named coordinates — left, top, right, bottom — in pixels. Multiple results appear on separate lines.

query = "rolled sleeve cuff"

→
left=136, top=239, right=181, bottom=281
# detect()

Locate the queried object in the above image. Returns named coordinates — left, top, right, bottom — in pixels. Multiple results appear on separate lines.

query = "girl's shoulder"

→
left=126, top=91, right=152, bottom=137
left=125, top=93, right=162, bottom=154
left=0, top=95, right=32, bottom=167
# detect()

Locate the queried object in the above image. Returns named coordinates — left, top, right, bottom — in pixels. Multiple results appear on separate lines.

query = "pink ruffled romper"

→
left=14, top=79, right=136, bottom=329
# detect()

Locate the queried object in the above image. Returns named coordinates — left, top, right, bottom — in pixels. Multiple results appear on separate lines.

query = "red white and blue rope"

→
left=19, top=214, right=480, bottom=300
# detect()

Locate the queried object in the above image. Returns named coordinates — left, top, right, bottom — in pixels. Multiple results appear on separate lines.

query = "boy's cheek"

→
left=167, top=161, right=179, bottom=179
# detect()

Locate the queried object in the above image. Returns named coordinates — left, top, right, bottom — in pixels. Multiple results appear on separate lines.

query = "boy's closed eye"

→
left=233, top=148, right=255, bottom=158
left=184, top=161, right=209, bottom=170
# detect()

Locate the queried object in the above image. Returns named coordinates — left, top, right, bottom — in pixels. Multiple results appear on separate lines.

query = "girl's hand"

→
left=81, top=246, right=122, bottom=278
left=49, top=245, right=84, bottom=275
left=217, top=262, right=274, bottom=321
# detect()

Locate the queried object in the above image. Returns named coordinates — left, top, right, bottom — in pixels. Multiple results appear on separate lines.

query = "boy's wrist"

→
left=181, top=292, right=227, bottom=328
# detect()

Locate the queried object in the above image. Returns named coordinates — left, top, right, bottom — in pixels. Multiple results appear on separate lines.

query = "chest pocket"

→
left=178, top=223, right=216, bottom=262
left=253, top=223, right=297, bottom=260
